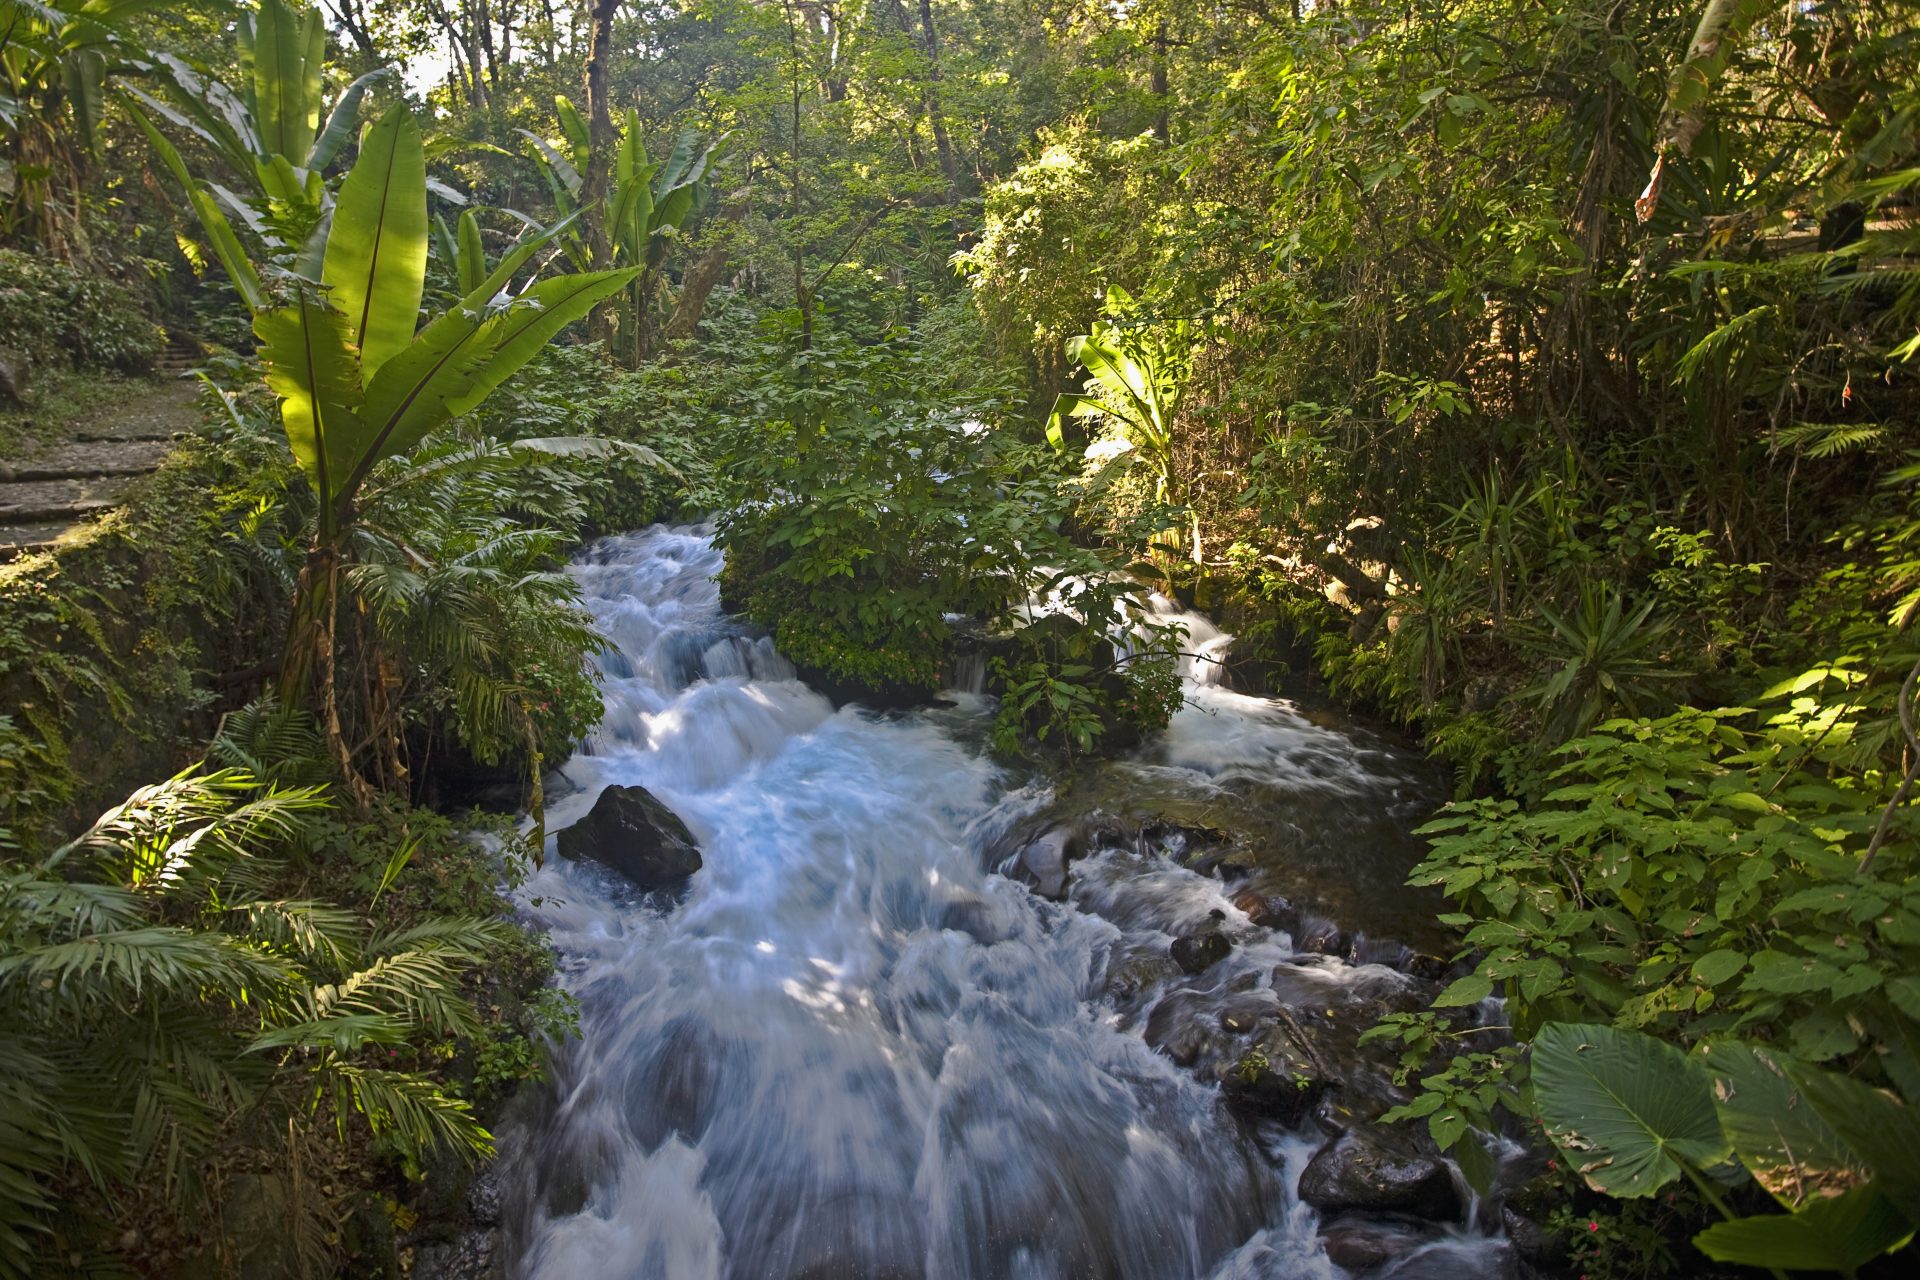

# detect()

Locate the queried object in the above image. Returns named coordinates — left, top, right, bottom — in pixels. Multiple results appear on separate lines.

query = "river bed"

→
left=492, top=525, right=1508, bottom=1279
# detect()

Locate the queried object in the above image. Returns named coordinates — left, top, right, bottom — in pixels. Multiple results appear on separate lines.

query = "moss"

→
left=0, top=427, right=299, bottom=844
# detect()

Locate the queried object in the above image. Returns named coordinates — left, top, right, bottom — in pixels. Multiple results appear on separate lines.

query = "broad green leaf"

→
left=353, top=305, right=498, bottom=492
left=125, top=101, right=265, bottom=312
left=1433, top=973, right=1493, bottom=1007
left=1699, top=1042, right=1867, bottom=1207
left=251, top=0, right=319, bottom=161
left=324, top=105, right=428, bottom=383
left=1693, top=1185, right=1913, bottom=1273
left=456, top=209, right=486, bottom=295
left=61, top=49, right=105, bottom=153
left=1690, top=949, right=1746, bottom=987
left=444, top=268, right=640, bottom=416
left=1531, top=1022, right=1730, bottom=1197
left=307, top=67, right=395, bottom=171
left=1790, top=1062, right=1920, bottom=1226
left=254, top=295, right=365, bottom=515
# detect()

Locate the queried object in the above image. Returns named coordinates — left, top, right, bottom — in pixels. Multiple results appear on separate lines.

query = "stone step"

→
left=0, top=439, right=170, bottom=482
left=0, top=520, right=71, bottom=558
left=0, top=476, right=137, bottom=523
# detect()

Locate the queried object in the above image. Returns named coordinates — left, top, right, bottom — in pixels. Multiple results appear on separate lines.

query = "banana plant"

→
left=124, top=0, right=395, bottom=247
left=1048, top=286, right=1195, bottom=558
left=519, top=102, right=723, bottom=362
left=151, top=103, right=639, bottom=769
left=0, top=0, right=184, bottom=252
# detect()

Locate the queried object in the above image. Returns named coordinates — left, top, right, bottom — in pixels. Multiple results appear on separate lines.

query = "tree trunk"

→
left=582, top=0, right=622, bottom=343
left=1150, top=23, right=1170, bottom=144
left=917, top=0, right=959, bottom=193
left=659, top=203, right=745, bottom=350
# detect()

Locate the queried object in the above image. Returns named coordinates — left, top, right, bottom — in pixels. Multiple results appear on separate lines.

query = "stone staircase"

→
left=0, top=338, right=204, bottom=559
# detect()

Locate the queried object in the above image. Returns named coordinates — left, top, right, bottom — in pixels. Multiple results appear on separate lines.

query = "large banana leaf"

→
left=445, top=268, right=639, bottom=416
left=455, top=209, right=486, bottom=295
left=254, top=295, right=365, bottom=521
left=124, top=100, right=265, bottom=310
left=1531, top=1022, right=1731, bottom=1198
left=554, top=96, right=591, bottom=173
left=308, top=68, right=394, bottom=171
left=350, top=267, right=640, bottom=496
left=248, top=0, right=320, bottom=163
left=323, top=105, right=428, bottom=383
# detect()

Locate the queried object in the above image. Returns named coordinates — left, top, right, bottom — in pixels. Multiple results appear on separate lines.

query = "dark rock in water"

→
left=1320, top=1219, right=1422, bottom=1273
left=1404, top=953, right=1448, bottom=981
left=1170, top=926, right=1232, bottom=974
left=557, top=784, right=702, bottom=890
left=1500, top=1176, right=1573, bottom=1274
left=1218, top=1008, right=1334, bottom=1126
left=1011, top=825, right=1075, bottom=899
left=1299, top=1125, right=1463, bottom=1222
left=1232, top=889, right=1298, bottom=934
left=1296, top=915, right=1350, bottom=958
left=1105, top=950, right=1181, bottom=1005
left=411, top=1231, right=502, bottom=1280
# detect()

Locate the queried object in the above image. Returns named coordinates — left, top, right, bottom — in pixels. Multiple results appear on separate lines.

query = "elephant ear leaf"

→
left=1693, top=1185, right=1913, bottom=1274
left=1699, top=1041, right=1868, bottom=1208
left=1531, top=1022, right=1730, bottom=1198
left=324, top=104, right=428, bottom=383
left=1787, top=1059, right=1920, bottom=1226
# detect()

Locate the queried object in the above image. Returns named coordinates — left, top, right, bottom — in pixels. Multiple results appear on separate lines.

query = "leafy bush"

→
left=0, top=770, right=508, bottom=1276
left=0, top=248, right=163, bottom=373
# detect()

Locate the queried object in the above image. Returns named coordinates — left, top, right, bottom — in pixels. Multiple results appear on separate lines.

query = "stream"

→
left=494, top=525, right=1511, bottom=1279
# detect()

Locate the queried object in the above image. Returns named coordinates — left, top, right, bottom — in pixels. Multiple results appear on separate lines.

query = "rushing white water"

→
left=498, top=525, right=1473, bottom=1279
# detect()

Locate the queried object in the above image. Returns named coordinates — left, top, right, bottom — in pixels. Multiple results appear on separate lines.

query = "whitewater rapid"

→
left=496, top=525, right=1470, bottom=1279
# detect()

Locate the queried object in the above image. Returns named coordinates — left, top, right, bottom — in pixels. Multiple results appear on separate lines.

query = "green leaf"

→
left=1690, top=949, right=1746, bottom=987
left=1433, top=973, right=1493, bottom=1007
left=1699, top=1041, right=1867, bottom=1207
left=253, top=295, right=364, bottom=515
left=124, top=101, right=265, bottom=312
left=455, top=209, right=486, bottom=295
left=1693, top=1185, right=1913, bottom=1273
left=442, top=268, right=640, bottom=417
left=251, top=0, right=321, bottom=161
left=307, top=68, right=395, bottom=171
left=323, top=104, right=428, bottom=383
left=1531, top=1022, right=1730, bottom=1197
left=1790, top=1061, right=1920, bottom=1226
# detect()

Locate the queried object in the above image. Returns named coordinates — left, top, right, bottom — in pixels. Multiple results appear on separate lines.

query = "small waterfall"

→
left=498, top=525, right=1495, bottom=1279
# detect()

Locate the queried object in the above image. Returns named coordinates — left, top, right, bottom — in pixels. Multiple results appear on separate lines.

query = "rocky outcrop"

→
left=1297, top=1125, right=1463, bottom=1222
left=556, top=784, right=702, bottom=891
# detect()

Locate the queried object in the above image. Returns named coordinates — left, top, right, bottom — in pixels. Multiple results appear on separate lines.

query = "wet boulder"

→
left=557, top=784, right=702, bottom=891
left=1216, top=1008, right=1334, bottom=1126
left=1010, top=825, right=1075, bottom=900
left=1231, top=888, right=1299, bottom=935
left=1298, top=1125, right=1463, bottom=1222
left=1319, top=1218, right=1428, bottom=1273
left=1169, top=919, right=1233, bottom=974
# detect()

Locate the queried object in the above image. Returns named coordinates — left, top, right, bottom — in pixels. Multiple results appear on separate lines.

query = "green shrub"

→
left=0, top=248, right=164, bottom=373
